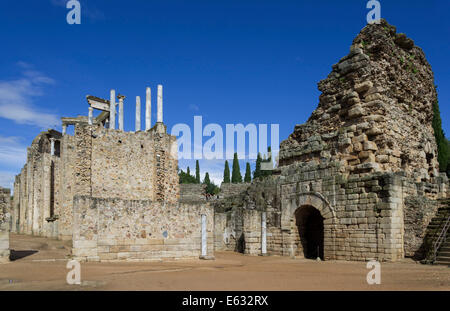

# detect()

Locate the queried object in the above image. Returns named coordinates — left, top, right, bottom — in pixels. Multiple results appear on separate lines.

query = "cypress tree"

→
left=203, top=172, right=211, bottom=185
left=244, top=162, right=252, bottom=183
left=223, top=160, right=231, bottom=183
left=253, top=153, right=262, bottom=179
left=195, top=160, right=200, bottom=184
left=187, top=166, right=191, bottom=176
left=432, top=99, right=450, bottom=173
left=231, top=153, right=242, bottom=183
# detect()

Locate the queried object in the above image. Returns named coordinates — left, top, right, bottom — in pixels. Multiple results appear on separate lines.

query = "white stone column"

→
left=50, top=138, right=55, bottom=156
left=118, top=94, right=125, bottom=131
left=201, top=214, right=207, bottom=257
left=88, top=107, right=93, bottom=125
left=110, top=89, right=116, bottom=130
left=135, top=96, right=141, bottom=131
left=145, top=87, right=151, bottom=130
left=62, top=124, right=67, bottom=135
left=261, top=211, right=267, bottom=255
left=157, top=84, right=163, bottom=123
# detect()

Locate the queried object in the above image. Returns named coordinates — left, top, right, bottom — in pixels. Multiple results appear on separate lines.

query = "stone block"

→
left=363, top=141, right=378, bottom=151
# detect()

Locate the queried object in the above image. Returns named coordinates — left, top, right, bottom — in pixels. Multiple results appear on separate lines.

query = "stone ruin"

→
left=9, top=85, right=214, bottom=262
left=213, top=20, right=448, bottom=262
left=0, top=187, right=10, bottom=263
left=1, top=20, right=448, bottom=264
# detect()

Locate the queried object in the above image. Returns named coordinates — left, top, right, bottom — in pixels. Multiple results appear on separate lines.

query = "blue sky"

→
left=0, top=0, right=449, bottom=188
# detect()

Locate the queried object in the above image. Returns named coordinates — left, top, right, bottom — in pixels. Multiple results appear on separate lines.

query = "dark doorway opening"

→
left=236, top=233, right=246, bottom=254
left=295, top=206, right=324, bottom=260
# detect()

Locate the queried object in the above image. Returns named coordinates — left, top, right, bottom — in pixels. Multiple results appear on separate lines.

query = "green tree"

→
left=187, top=166, right=191, bottom=176
left=432, top=99, right=450, bottom=174
left=178, top=169, right=197, bottom=184
left=223, top=160, right=231, bottom=183
left=231, top=153, right=242, bottom=183
left=195, top=160, right=200, bottom=184
left=253, top=153, right=262, bottom=179
left=203, top=172, right=211, bottom=184
left=244, top=162, right=252, bottom=183
left=203, top=172, right=219, bottom=195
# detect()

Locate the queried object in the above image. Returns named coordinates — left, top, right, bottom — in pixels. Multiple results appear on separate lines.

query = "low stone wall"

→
left=0, top=187, right=11, bottom=263
left=219, top=183, right=250, bottom=199
left=214, top=160, right=449, bottom=262
left=72, top=196, right=214, bottom=262
left=180, top=184, right=206, bottom=202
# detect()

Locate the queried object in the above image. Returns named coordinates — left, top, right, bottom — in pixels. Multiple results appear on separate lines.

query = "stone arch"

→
left=287, top=192, right=337, bottom=260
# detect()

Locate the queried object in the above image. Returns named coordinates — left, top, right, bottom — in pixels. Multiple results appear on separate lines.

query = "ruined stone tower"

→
left=280, top=19, right=439, bottom=181
left=214, top=20, right=448, bottom=262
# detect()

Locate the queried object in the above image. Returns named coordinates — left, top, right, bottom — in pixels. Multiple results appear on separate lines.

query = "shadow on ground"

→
left=9, top=250, right=38, bottom=261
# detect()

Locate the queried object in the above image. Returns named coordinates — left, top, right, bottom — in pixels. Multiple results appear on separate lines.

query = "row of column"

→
left=108, top=85, right=164, bottom=131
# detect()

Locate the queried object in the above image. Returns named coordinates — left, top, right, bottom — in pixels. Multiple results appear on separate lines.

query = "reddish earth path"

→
left=0, top=234, right=448, bottom=291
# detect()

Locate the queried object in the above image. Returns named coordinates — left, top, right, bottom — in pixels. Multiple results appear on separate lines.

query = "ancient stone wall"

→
left=219, top=183, right=250, bottom=199
left=13, top=120, right=180, bottom=242
left=13, top=131, right=62, bottom=238
left=58, top=134, right=76, bottom=240
left=74, top=123, right=179, bottom=203
left=279, top=20, right=439, bottom=182
left=0, top=187, right=11, bottom=262
left=72, top=195, right=214, bottom=261
left=180, top=184, right=206, bottom=202
left=232, top=19, right=447, bottom=262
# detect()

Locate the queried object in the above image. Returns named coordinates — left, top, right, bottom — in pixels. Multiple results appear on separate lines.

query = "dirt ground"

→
left=0, top=234, right=448, bottom=291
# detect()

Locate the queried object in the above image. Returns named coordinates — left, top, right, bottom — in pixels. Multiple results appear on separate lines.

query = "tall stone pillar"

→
left=0, top=187, right=11, bottom=263
left=201, top=214, right=207, bottom=257
left=261, top=211, right=267, bottom=255
left=62, top=124, right=67, bottom=135
left=118, top=94, right=125, bottom=131
left=110, top=89, right=116, bottom=130
left=157, top=84, right=163, bottom=123
left=135, top=96, right=141, bottom=131
left=88, top=107, right=93, bottom=125
left=50, top=138, right=55, bottom=156
left=145, top=87, right=151, bottom=130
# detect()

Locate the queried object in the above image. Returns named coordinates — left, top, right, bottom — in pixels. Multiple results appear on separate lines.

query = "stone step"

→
left=436, top=255, right=450, bottom=262
left=434, top=261, right=450, bottom=266
left=428, top=218, right=450, bottom=223
left=438, top=251, right=450, bottom=257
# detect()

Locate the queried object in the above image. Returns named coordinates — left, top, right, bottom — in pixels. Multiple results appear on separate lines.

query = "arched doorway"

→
left=295, top=206, right=324, bottom=260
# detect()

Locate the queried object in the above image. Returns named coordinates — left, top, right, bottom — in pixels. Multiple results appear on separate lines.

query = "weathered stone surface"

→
left=72, top=196, right=213, bottom=262
left=279, top=19, right=439, bottom=181
left=214, top=20, right=448, bottom=263
left=0, top=187, right=11, bottom=263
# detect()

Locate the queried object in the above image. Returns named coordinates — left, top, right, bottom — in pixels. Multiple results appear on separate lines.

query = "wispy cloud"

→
left=0, top=136, right=27, bottom=168
left=0, top=171, right=16, bottom=191
left=0, top=62, right=59, bottom=129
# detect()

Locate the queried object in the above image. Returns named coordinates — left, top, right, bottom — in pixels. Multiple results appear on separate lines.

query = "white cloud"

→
left=0, top=136, right=27, bottom=168
left=0, top=171, right=16, bottom=191
left=0, top=63, right=59, bottom=129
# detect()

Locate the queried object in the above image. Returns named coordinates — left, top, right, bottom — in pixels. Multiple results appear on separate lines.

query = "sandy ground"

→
left=0, top=234, right=448, bottom=291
